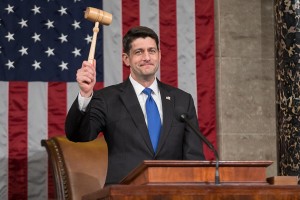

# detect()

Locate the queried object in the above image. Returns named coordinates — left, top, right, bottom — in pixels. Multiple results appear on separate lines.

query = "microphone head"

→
left=175, top=107, right=188, bottom=122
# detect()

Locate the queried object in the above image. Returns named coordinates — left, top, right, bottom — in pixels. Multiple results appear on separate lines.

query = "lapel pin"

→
left=166, top=96, right=171, bottom=100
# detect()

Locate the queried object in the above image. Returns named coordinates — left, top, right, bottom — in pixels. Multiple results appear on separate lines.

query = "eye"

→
left=134, top=50, right=142, bottom=55
left=149, top=48, right=157, bottom=54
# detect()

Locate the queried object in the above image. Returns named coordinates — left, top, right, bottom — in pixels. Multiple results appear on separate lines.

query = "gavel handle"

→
left=88, top=22, right=99, bottom=64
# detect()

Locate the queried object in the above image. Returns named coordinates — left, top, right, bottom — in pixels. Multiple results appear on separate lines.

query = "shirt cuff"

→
left=78, top=92, right=92, bottom=112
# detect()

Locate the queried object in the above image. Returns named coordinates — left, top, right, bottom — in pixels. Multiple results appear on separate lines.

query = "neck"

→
left=131, top=75, right=156, bottom=88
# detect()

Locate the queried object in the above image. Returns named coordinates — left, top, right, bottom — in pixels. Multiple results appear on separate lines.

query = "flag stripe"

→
left=177, top=0, right=198, bottom=108
left=122, top=0, right=140, bottom=80
left=28, top=82, right=48, bottom=199
left=139, top=0, right=160, bottom=40
left=47, top=82, right=66, bottom=198
left=48, top=82, right=67, bottom=138
left=8, top=82, right=28, bottom=199
left=103, top=0, right=123, bottom=86
left=159, top=0, right=178, bottom=87
left=0, top=82, right=8, bottom=200
left=195, top=0, right=216, bottom=160
left=140, top=0, right=160, bottom=79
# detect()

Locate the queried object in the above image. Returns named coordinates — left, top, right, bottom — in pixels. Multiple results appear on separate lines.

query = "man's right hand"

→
left=76, top=60, right=96, bottom=97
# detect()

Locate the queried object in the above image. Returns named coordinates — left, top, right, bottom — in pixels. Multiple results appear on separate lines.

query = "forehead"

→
left=130, top=37, right=157, bottom=50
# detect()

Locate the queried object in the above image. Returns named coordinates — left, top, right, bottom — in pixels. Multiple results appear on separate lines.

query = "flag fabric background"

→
left=0, top=0, right=216, bottom=199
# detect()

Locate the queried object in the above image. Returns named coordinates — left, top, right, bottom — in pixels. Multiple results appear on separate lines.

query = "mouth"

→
left=139, top=63, right=153, bottom=67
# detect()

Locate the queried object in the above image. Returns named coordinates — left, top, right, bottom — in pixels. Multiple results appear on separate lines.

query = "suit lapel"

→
left=155, top=81, right=174, bottom=155
left=119, top=79, right=154, bottom=154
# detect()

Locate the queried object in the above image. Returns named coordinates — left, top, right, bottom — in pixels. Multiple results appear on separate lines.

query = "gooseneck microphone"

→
left=175, top=107, right=220, bottom=184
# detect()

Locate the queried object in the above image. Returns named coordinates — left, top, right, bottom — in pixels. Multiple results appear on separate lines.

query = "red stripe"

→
left=195, top=0, right=217, bottom=160
left=94, top=82, right=104, bottom=90
left=48, top=82, right=67, bottom=137
left=159, top=0, right=178, bottom=87
left=8, top=82, right=28, bottom=199
left=122, top=0, right=140, bottom=80
left=47, top=82, right=67, bottom=198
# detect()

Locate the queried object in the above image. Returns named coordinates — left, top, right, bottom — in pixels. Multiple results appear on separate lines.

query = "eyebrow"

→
left=133, top=47, right=157, bottom=52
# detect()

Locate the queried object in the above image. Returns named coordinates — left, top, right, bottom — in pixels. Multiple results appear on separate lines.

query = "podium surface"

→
left=83, top=160, right=300, bottom=200
left=83, top=184, right=300, bottom=200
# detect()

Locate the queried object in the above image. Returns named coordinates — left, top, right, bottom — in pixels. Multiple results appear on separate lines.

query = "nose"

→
left=142, top=51, right=150, bottom=61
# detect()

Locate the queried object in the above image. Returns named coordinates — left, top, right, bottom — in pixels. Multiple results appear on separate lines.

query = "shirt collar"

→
left=129, top=75, right=159, bottom=95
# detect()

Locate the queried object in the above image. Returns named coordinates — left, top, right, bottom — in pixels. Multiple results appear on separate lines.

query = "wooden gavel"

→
left=84, top=7, right=113, bottom=64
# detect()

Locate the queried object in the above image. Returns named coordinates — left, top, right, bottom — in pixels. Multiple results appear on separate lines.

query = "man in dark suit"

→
left=65, top=26, right=205, bottom=185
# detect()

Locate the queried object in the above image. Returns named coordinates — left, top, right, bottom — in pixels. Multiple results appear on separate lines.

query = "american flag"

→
left=0, top=0, right=216, bottom=199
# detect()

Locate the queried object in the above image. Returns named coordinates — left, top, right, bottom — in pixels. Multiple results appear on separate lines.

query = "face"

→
left=122, top=37, right=161, bottom=83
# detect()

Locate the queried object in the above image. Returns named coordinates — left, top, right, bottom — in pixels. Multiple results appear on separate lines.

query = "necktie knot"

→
left=143, top=88, right=152, bottom=97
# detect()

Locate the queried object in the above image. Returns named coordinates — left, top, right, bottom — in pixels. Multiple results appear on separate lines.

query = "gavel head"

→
left=84, top=7, right=112, bottom=26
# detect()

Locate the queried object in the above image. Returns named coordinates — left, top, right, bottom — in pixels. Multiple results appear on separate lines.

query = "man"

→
left=65, top=26, right=205, bottom=185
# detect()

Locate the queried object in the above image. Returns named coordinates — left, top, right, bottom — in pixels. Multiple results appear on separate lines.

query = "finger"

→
left=77, top=73, right=93, bottom=85
left=82, top=60, right=93, bottom=68
left=82, top=67, right=95, bottom=80
left=77, top=68, right=94, bottom=83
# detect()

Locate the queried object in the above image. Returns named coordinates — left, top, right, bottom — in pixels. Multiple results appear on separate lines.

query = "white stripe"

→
left=103, top=0, right=123, bottom=87
left=28, top=82, right=48, bottom=199
left=67, top=82, right=79, bottom=111
left=140, top=0, right=160, bottom=35
left=176, top=0, right=198, bottom=110
left=0, top=82, right=8, bottom=200
left=140, top=0, right=161, bottom=80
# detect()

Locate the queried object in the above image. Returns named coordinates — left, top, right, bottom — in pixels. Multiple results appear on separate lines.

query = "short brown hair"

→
left=123, top=26, right=159, bottom=54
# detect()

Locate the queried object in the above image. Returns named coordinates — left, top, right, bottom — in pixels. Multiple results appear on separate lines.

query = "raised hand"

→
left=76, top=60, right=96, bottom=97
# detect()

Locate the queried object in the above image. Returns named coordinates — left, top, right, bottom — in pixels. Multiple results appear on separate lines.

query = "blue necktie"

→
left=143, top=88, right=161, bottom=152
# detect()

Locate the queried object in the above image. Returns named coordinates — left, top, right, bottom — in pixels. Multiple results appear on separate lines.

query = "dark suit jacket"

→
left=65, top=78, right=205, bottom=184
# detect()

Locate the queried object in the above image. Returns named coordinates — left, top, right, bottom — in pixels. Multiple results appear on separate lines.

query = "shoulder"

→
left=159, top=81, right=191, bottom=98
left=93, top=79, right=132, bottom=97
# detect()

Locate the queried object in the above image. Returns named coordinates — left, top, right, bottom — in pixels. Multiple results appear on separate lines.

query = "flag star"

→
left=58, top=6, right=68, bottom=16
left=84, top=34, right=92, bottom=44
left=45, top=47, right=55, bottom=57
left=59, top=61, right=68, bottom=71
left=32, top=32, right=41, bottom=42
left=31, top=5, right=41, bottom=15
left=72, top=48, right=81, bottom=57
left=72, top=20, right=81, bottom=30
left=32, top=60, right=41, bottom=70
left=5, top=60, right=15, bottom=69
left=19, top=46, right=29, bottom=56
left=0, top=46, right=2, bottom=54
left=58, top=33, right=68, bottom=43
left=45, top=19, right=54, bottom=29
left=18, top=18, right=28, bottom=28
left=5, top=32, right=15, bottom=42
left=5, top=4, right=14, bottom=14
left=74, top=0, right=81, bottom=2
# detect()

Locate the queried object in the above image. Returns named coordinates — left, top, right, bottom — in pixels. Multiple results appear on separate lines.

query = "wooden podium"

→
left=120, top=160, right=272, bottom=185
left=83, top=160, right=300, bottom=200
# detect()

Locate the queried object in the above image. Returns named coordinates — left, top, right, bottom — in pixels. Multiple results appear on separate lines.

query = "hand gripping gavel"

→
left=84, top=7, right=112, bottom=64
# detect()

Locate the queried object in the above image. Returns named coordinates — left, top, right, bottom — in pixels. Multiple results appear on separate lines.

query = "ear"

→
left=158, top=50, right=161, bottom=62
left=122, top=53, right=130, bottom=67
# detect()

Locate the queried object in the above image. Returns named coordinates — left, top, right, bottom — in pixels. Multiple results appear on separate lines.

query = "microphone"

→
left=175, top=107, right=220, bottom=184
